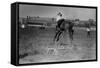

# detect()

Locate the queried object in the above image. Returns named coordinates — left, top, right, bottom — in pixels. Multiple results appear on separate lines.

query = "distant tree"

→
left=75, top=19, right=80, bottom=21
left=37, top=16, right=40, bottom=18
left=74, top=19, right=80, bottom=25
left=88, top=19, right=95, bottom=26
left=88, top=19, right=94, bottom=23
left=47, top=23, right=51, bottom=26
left=52, top=18, right=55, bottom=21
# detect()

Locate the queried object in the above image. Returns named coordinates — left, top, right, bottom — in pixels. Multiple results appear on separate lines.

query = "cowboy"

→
left=86, top=22, right=91, bottom=37
left=68, top=21, right=74, bottom=40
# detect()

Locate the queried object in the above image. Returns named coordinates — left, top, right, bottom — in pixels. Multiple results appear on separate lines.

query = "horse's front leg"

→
left=56, top=31, right=62, bottom=41
left=53, top=30, right=59, bottom=42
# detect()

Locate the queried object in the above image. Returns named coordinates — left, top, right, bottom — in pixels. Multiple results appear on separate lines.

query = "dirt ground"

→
left=19, top=26, right=96, bottom=64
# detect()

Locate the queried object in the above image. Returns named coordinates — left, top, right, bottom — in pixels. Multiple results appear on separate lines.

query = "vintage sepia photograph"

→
left=18, top=3, right=97, bottom=64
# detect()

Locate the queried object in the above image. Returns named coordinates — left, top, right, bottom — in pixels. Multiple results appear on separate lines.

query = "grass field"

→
left=19, top=26, right=96, bottom=64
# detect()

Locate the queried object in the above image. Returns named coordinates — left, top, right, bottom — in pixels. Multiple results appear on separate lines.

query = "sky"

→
left=19, top=4, right=96, bottom=20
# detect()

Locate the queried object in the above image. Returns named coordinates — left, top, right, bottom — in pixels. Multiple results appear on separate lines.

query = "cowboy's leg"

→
left=71, top=30, right=74, bottom=40
left=69, top=30, right=72, bottom=40
left=68, top=31, right=72, bottom=45
left=71, top=33, right=73, bottom=40
left=87, top=31, right=90, bottom=37
left=89, top=31, right=90, bottom=36
left=72, top=29, right=74, bottom=35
